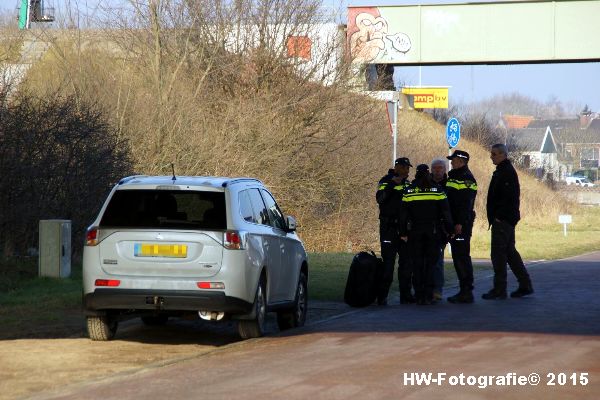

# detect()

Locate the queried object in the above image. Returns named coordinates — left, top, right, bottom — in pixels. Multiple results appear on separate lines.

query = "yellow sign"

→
left=401, top=87, right=449, bottom=109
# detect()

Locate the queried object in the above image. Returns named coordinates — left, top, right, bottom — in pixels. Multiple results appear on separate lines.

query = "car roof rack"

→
left=118, top=175, right=148, bottom=185
left=222, top=178, right=262, bottom=188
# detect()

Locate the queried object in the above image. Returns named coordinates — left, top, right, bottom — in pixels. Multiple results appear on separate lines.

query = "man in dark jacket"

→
left=376, top=157, right=413, bottom=305
left=445, top=150, right=478, bottom=304
left=483, top=144, right=534, bottom=300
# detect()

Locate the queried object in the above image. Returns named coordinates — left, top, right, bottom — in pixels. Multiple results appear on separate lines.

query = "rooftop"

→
left=501, top=114, right=535, bottom=129
left=553, top=129, right=600, bottom=145
left=506, top=128, right=555, bottom=153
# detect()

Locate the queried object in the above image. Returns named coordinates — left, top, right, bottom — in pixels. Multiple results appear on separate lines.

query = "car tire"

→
left=141, top=315, right=169, bottom=326
left=277, top=272, right=308, bottom=331
left=238, top=276, right=267, bottom=339
left=87, top=315, right=118, bottom=341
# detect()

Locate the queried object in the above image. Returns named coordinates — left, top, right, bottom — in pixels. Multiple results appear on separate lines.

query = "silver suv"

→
left=83, top=176, right=308, bottom=340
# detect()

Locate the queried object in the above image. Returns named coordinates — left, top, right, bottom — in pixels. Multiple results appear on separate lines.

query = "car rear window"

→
left=100, top=190, right=226, bottom=230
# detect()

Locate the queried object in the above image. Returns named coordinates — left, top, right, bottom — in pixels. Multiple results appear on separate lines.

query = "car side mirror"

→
left=286, top=216, right=297, bottom=232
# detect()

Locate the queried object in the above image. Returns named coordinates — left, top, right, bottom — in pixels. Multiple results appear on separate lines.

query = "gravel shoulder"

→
left=0, top=300, right=351, bottom=400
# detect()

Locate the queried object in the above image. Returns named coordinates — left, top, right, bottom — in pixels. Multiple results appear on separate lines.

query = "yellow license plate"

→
left=134, top=243, right=188, bottom=258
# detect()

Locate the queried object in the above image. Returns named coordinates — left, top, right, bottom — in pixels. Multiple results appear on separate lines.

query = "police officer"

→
left=445, top=150, right=478, bottom=304
left=376, top=157, right=413, bottom=305
left=399, top=164, right=453, bottom=305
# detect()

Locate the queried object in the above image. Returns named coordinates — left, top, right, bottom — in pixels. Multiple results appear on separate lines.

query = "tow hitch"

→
left=146, top=296, right=165, bottom=308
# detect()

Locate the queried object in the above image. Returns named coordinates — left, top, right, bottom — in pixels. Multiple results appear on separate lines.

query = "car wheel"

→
left=141, top=315, right=169, bottom=326
left=277, top=272, right=308, bottom=331
left=238, top=276, right=267, bottom=339
left=87, top=315, right=118, bottom=341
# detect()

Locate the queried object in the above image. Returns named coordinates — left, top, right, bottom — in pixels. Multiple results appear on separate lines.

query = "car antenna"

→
left=171, top=163, right=176, bottom=182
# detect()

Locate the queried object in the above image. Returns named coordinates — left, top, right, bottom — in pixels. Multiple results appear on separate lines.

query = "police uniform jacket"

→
left=446, top=166, right=478, bottom=231
left=431, top=175, right=448, bottom=192
left=487, top=158, right=521, bottom=226
left=376, top=170, right=409, bottom=224
left=398, top=183, right=454, bottom=236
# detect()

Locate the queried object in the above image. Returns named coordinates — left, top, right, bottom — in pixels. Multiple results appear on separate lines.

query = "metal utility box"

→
left=39, top=219, right=71, bottom=278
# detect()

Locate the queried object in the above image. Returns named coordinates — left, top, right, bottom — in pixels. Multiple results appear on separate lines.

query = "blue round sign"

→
left=446, top=117, right=461, bottom=148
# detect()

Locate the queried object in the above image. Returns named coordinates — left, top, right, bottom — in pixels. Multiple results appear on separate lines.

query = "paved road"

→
left=31, top=253, right=600, bottom=400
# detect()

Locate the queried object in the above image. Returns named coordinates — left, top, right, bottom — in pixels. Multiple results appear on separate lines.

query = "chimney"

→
left=580, top=114, right=592, bottom=129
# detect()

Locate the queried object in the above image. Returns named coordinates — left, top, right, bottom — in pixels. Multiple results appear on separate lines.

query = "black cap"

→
left=416, top=163, right=429, bottom=172
left=394, top=157, right=413, bottom=167
left=447, top=150, right=470, bottom=161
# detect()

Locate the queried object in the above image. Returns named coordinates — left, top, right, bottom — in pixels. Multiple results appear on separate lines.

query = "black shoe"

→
left=511, top=286, right=534, bottom=298
left=400, top=294, right=416, bottom=304
left=416, top=297, right=432, bottom=305
left=481, top=289, right=507, bottom=300
left=377, top=298, right=388, bottom=306
left=447, top=291, right=474, bottom=304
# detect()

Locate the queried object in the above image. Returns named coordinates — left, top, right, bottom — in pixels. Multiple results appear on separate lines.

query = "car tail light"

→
left=95, top=279, right=120, bottom=287
left=86, top=227, right=99, bottom=246
left=197, top=282, right=225, bottom=289
left=224, top=231, right=245, bottom=250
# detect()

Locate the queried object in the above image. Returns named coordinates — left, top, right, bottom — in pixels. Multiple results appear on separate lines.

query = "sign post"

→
left=446, top=117, right=461, bottom=168
left=558, top=214, right=572, bottom=237
left=386, top=100, right=398, bottom=166
left=19, top=0, right=29, bottom=29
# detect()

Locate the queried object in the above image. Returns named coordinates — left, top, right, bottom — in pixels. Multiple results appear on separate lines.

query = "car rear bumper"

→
left=83, top=289, right=253, bottom=316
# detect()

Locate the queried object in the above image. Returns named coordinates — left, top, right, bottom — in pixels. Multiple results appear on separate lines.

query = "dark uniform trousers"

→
left=449, top=230, right=474, bottom=291
left=408, top=226, right=439, bottom=301
left=379, top=223, right=411, bottom=300
left=491, top=219, right=531, bottom=292
left=446, top=169, right=477, bottom=294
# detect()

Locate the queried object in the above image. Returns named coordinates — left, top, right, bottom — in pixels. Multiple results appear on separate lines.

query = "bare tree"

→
left=460, top=112, right=503, bottom=147
left=0, top=92, right=132, bottom=258
left=467, top=92, right=575, bottom=120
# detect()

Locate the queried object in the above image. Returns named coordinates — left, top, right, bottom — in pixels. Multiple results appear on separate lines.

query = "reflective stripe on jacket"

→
left=399, top=184, right=453, bottom=236
left=376, top=171, right=409, bottom=222
left=446, top=166, right=478, bottom=228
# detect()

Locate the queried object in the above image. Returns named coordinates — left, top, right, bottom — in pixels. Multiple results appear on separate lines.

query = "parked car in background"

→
left=565, top=176, right=595, bottom=187
left=83, top=176, right=308, bottom=341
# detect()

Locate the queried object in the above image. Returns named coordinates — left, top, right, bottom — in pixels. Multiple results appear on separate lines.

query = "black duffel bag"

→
left=344, top=251, right=382, bottom=307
